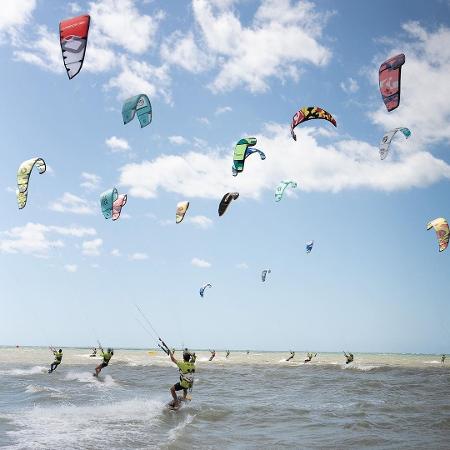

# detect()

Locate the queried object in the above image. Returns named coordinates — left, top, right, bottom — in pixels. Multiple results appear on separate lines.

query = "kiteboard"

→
left=166, top=395, right=192, bottom=411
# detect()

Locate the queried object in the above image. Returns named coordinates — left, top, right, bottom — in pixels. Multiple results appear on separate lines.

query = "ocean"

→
left=0, top=347, right=449, bottom=449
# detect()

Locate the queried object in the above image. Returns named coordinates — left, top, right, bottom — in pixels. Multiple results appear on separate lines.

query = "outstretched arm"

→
left=169, top=350, right=177, bottom=365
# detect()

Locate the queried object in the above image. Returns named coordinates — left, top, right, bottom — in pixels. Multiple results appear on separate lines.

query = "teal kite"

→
left=100, top=187, right=127, bottom=220
left=275, top=181, right=297, bottom=202
left=122, top=94, right=152, bottom=128
left=232, top=137, right=261, bottom=175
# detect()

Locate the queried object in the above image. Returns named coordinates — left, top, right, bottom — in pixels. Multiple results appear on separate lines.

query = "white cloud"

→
left=188, top=0, right=332, bottom=93
left=49, top=193, right=95, bottom=215
left=0, top=223, right=96, bottom=257
left=236, top=262, right=249, bottom=269
left=69, top=2, right=82, bottom=14
left=169, top=135, right=188, bottom=145
left=0, top=0, right=36, bottom=38
left=197, top=117, right=210, bottom=125
left=191, top=257, right=211, bottom=268
left=340, top=77, right=359, bottom=94
left=369, top=23, right=450, bottom=151
left=129, top=252, right=148, bottom=260
left=82, top=238, right=103, bottom=256
left=80, top=172, right=101, bottom=190
left=89, top=0, right=163, bottom=54
left=64, top=264, right=78, bottom=273
left=105, top=136, right=130, bottom=152
left=188, top=215, right=213, bottom=229
left=161, top=31, right=212, bottom=73
left=215, top=106, right=232, bottom=115
left=119, top=122, right=450, bottom=199
left=111, top=249, right=121, bottom=257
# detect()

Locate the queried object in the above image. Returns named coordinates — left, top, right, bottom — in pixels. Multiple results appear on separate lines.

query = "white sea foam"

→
left=64, top=371, right=118, bottom=387
left=2, top=366, right=48, bottom=376
left=167, top=413, right=195, bottom=444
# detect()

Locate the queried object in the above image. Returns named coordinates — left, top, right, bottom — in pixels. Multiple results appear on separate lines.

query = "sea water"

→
left=1, top=347, right=449, bottom=449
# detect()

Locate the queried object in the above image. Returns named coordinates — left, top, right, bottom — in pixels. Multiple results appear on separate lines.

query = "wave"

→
left=1, top=366, right=48, bottom=376
left=64, top=371, right=118, bottom=387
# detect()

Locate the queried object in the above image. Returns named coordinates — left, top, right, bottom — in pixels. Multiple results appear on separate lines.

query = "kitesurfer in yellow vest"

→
left=304, top=352, right=316, bottom=363
left=441, top=354, right=446, bottom=365
left=94, top=347, right=114, bottom=376
left=48, top=348, right=63, bottom=373
left=209, top=350, right=216, bottom=361
left=190, top=352, right=197, bottom=363
left=169, top=349, right=195, bottom=408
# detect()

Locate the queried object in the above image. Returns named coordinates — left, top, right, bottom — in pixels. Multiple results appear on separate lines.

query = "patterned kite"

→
left=379, top=54, right=405, bottom=112
left=176, top=201, right=189, bottom=224
left=290, top=107, right=336, bottom=141
left=218, top=192, right=239, bottom=216
left=232, top=138, right=265, bottom=176
left=16, top=158, right=46, bottom=209
left=59, top=15, right=90, bottom=79
left=427, top=218, right=449, bottom=252
left=379, top=127, right=411, bottom=160
left=100, top=188, right=127, bottom=220
left=122, top=94, right=152, bottom=128
left=275, top=181, right=297, bottom=202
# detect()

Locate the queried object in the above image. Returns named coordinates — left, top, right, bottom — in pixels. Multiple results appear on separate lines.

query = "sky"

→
left=0, top=0, right=449, bottom=353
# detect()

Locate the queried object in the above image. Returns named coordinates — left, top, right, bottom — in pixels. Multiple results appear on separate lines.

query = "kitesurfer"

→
left=344, top=352, right=354, bottom=364
left=226, top=350, right=230, bottom=358
left=304, top=352, right=316, bottom=363
left=90, top=347, right=97, bottom=357
left=94, top=347, right=114, bottom=377
left=48, top=348, right=63, bottom=373
left=169, top=349, right=195, bottom=408
left=286, top=351, right=295, bottom=362
left=209, top=350, right=216, bottom=361
left=441, top=354, right=446, bottom=365
left=190, top=352, right=197, bottom=363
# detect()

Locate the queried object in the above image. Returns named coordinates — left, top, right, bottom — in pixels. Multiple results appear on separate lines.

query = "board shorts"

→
left=101, top=362, right=109, bottom=368
left=174, top=382, right=187, bottom=391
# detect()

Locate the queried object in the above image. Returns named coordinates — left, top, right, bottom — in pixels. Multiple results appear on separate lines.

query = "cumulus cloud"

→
left=184, top=0, right=332, bottom=93
left=0, top=0, right=36, bottom=39
left=340, top=77, right=359, bottom=94
left=191, top=257, right=211, bottom=268
left=82, top=238, right=103, bottom=256
left=111, top=249, right=121, bottom=257
left=169, top=135, right=189, bottom=145
left=105, top=136, right=131, bottom=152
left=49, top=193, right=96, bottom=215
left=80, top=172, right=101, bottom=190
left=0, top=223, right=96, bottom=257
left=64, top=264, right=78, bottom=273
left=188, top=215, right=213, bottom=228
left=236, top=262, right=249, bottom=269
left=119, top=122, right=450, bottom=200
left=215, top=106, right=232, bottom=115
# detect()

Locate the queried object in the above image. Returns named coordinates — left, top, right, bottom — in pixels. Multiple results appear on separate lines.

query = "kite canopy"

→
left=290, top=106, right=336, bottom=141
left=232, top=137, right=257, bottom=174
left=218, top=192, right=239, bottom=216
left=176, top=201, right=189, bottom=224
left=59, top=15, right=90, bottom=79
left=232, top=147, right=266, bottom=176
left=427, top=218, right=449, bottom=252
left=379, top=53, right=405, bottom=112
left=275, top=181, right=297, bottom=202
left=16, top=157, right=46, bottom=209
left=379, top=127, right=411, bottom=160
left=306, top=241, right=314, bottom=253
left=200, top=283, right=212, bottom=298
left=122, top=94, right=152, bottom=128
left=261, top=269, right=271, bottom=282
left=100, top=188, right=127, bottom=220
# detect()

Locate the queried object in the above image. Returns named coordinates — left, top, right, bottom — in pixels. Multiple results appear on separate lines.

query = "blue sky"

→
left=0, top=0, right=449, bottom=353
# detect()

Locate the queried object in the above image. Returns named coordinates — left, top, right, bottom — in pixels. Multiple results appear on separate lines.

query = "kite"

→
left=218, top=192, right=239, bottom=216
left=379, top=54, right=405, bottom=112
left=232, top=138, right=265, bottom=176
left=100, top=188, right=127, bottom=220
left=122, top=94, right=152, bottom=128
left=16, top=158, right=46, bottom=209
left=275, top=181, right=297, bottom=202
left=200, top=283, right=212, bottom=298
left=261, top=269, right=271, bottom=282
left=306, top=241, right=314, bottom=253
left=427, top=218, right=449, bottom=252
left=379, top=127, right=411, bottom=160
left=290, top=106, right=336, bottom=141
left=176, top=201, right=189, bottom=224
left=59, top=15, right=90, bottom=79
